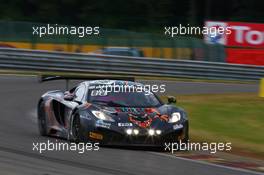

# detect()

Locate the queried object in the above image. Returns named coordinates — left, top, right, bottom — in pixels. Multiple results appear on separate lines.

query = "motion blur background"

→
left=0, top=0, right=264, bottom=64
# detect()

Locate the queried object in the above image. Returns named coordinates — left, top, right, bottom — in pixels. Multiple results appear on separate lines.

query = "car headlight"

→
left=148, top=129, right=155, bottom=136
left=169, top=112, right=181, bottom=123
left=92, top=110, right=115, bottom=122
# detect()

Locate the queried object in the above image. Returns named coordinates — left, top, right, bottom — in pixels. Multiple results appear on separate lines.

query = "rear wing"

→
left=38, top=75, right=135, bottom=90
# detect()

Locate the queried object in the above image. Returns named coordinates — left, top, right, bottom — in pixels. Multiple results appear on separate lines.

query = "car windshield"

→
left=88, top=88, right=162, bottom=108
left=103, top=50, right=134, bottom=56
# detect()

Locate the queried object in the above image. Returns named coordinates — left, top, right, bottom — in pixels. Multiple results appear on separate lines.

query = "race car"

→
left=37, top=76, right=189, bottom=146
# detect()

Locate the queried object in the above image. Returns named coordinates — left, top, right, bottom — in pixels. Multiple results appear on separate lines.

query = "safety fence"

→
left=0, top=48, right=263, bottom=81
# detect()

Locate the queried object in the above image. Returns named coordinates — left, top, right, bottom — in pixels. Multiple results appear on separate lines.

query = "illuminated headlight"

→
left=156, top=130, right=162, bottom=135
left=126, top=129, right=133, bottom=135
left=169, top=112, right=181, bottom=123
left=133, top=129, right=139, bottom=135
left=148, top=129, right=155, bottom=136
left=92, top=111, right=114, bottom=122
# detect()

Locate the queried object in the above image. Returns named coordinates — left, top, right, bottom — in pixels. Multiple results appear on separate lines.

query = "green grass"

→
left=161, top=93, right=264, bottom=157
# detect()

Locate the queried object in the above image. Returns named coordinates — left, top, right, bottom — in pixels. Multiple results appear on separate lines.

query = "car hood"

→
left=92, top=105, right=174, bottom=128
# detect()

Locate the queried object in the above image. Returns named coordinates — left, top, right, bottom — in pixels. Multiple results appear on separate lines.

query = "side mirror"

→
left=64, top=91, right=74, bottom=101
left=167, top=96, right=177, bottom=104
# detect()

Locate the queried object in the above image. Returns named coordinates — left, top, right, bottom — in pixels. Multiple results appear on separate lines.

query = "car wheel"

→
left=38, top=101, right=48, bottom=136
left=71, top=115, right=86, bottom=143
left=182, top=122, right=189, bottom=143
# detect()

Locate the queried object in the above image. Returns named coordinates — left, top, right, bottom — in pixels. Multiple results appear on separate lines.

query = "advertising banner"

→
left=205, top=21, right=264, bottom=65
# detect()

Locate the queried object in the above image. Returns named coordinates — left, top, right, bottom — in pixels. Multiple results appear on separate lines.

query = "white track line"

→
left=149, top=152, right=264, bottom=175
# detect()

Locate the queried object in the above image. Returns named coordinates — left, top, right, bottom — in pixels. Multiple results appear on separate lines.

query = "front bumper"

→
left=80, top=115, right=189, bottom=146
left=88, top=122, right=188, bottom=146
left=103, top=131, right=186, bottom=146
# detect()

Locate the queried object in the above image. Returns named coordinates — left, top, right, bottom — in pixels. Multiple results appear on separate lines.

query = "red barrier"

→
left=226, top=48, right=264, bottom=66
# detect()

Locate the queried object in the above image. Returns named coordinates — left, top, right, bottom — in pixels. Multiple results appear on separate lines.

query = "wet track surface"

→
left=0, top=75, right=261, bottom=175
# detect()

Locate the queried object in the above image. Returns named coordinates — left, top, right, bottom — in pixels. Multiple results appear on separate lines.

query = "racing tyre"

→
left=182, top=122, right=189, bottom=143
left=70, top=114, right=86, bottom=143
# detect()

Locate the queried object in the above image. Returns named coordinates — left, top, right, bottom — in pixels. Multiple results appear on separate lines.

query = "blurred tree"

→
left=0, top=0, right=263, bottom=31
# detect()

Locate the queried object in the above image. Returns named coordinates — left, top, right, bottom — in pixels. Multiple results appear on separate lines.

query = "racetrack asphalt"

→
left=0, top=75, right=261, bottom=175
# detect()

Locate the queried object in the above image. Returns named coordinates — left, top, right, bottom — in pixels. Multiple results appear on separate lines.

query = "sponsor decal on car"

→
left=116, top=107, right=170, bottom=128
left=89, top=132, right=103, bottom=140
left=95, top=120, right=111, bottom=129
left=173, top=124, right=183, bottom=130
left=118, top=123, right=133, bottom=127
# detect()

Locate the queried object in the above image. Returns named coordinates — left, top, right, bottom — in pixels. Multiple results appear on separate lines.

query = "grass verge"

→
left=161, top=93, right=264, bottom=159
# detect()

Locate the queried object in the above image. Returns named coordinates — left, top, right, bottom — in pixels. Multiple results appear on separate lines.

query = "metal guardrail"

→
left=0, top=48, right=264, bottom=81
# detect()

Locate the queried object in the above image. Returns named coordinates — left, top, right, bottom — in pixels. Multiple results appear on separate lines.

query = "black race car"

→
left=38, top=76, right=189, bottom=146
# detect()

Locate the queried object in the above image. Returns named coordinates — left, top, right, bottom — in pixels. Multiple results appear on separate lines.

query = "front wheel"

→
left=70, top=115, right=86, bottom=143
left=181, top=122, right=189, bottom=143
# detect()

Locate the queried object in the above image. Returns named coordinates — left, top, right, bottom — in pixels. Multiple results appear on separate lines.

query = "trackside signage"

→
left=205, top=21, right=264, bottom=48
